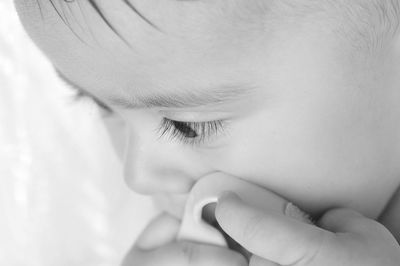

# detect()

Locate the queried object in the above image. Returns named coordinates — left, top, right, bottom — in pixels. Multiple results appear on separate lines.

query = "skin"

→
left=15, top=0, right=400, bottom=264
left=215, top=191, right=400, bottom=265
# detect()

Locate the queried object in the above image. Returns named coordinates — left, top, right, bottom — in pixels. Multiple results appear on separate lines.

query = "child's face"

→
left=17, top=0, right=400, bottom=219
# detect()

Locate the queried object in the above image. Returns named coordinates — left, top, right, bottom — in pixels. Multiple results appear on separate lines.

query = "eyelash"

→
left=157, top=118, right=225, bottom=146
left=71, top=91, right=225, bottom=146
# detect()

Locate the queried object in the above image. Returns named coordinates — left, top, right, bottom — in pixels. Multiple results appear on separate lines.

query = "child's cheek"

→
left=203, top=93, right=398, bottom=219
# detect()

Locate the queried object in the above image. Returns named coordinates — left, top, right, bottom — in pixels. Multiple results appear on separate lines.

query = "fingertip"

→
left=215, top=191, right=241, bottom=222
left=317, top=208, right=366, bottom=233
left=218, top=191, right=242, bottom=203
left=136, top=212, right=181, bottom=250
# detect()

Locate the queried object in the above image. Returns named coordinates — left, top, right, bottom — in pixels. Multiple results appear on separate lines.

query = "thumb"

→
left=135, top=212, right=181, bottom=250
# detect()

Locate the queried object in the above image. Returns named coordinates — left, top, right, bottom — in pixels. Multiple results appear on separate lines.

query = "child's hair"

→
left=45, top=0, right=399, bottom=53
left=280, top=0, right=400, bottom=52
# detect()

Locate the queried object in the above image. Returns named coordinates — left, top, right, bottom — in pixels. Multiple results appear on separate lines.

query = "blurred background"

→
left=0, top=1, right=156, bottom=265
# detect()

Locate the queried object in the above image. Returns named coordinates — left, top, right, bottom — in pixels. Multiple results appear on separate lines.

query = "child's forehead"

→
left=21, top=0, right=274, bottom=44
left=16, top=0, right=392, bottom=55
left=16, top=0, right=385, bottom=100
left=16, top=0, right=289, bottom=93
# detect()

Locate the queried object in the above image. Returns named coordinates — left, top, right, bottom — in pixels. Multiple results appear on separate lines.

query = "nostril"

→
left=201, top=203, right=252, bottom=262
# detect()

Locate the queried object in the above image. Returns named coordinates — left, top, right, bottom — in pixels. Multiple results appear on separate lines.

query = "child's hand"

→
left=216, top=192, right=400, bottom=266
left=121, top=212, right=247, bottom=266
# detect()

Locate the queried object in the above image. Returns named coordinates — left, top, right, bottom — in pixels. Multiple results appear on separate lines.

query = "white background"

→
left=0, top=1, right=156, bottom=265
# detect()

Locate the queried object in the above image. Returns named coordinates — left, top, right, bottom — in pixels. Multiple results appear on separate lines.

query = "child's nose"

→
left=122, top=130, right=195, bottom=195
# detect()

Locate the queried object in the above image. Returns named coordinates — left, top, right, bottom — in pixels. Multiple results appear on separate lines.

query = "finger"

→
left=216, top=192, right=334, bottom=265
left=318, top=207, right=390, bottom=237
left=135, top=212, right=181, bottom=250
left=249, top=255, right=280, bottom=266
left=132, top=241, right=248, bottom=266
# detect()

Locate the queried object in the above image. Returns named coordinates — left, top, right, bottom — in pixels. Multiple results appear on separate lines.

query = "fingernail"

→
left=284, top=202, right=314, bottom=224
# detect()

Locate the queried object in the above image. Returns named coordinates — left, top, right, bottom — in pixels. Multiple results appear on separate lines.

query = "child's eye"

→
left=157, top=118, right=225, bottom=146
left=70, top=91, right=226, bottom=146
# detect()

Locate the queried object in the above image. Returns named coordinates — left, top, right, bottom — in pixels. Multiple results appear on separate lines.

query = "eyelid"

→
left=70, top=89, right=228, bottom=146
left=160, top=110, right=231, bottom=123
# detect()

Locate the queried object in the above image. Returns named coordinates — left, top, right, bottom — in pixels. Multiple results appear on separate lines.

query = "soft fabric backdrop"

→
left=0, top=1, right=157, bottom=265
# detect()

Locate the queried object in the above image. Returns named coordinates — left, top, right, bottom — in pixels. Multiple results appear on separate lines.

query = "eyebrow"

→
left=56, top=70, right=255, bottom=110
